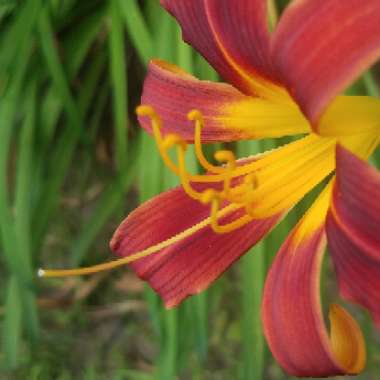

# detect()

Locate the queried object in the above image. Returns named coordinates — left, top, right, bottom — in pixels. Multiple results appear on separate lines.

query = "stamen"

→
left=163, top=134, right=188, bottom=152
left=200, top=189, right=253, bottom=233
left=188, top=110, right=225, bottom=173
left=171, top=132, right=249, bottom=206
left=208, top=192, right=253, bottom=233
left=214, top=150, right=236, bottom=198
left=200, top=188, right=219, bottom=204
left=138, top=106, right=260, bottom=225
left=137, top=105, right=180, bottom=175
left=243, top=174, right=258, bottom=216
left=176, top=137, right=205, bottom=201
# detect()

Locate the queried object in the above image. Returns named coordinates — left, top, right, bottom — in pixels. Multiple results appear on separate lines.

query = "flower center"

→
left=137, top=105, right=337, bottom=234
left=316, top=95, right=380, bottom=159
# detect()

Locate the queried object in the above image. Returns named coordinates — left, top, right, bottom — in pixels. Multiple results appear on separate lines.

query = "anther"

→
left=214, top=150, right=236, bottom=199
left=241, top=173, right=259, bottom=204
left=163, top=134, right=188, bottom=151
left=187, top=109, right=203, bottom=123
left=188, top=109, right=225, bottom=174
left=136, top=105, right=161, bottom=123
left=214, top=150, right=236, bottom=167
left=137, top=104, right=181, bottom=174
left=208, top=196, right=253, bottom=233
left=200, top=189, right=219, bottom=204
left=177, top=142, right=204, bottom=201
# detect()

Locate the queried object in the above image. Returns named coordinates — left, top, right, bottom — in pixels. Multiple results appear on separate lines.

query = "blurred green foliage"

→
left=0, top=1, right=379, bottom=379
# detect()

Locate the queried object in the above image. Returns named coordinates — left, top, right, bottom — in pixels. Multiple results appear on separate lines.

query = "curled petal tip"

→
left=329, top=303, right=366, bottom=374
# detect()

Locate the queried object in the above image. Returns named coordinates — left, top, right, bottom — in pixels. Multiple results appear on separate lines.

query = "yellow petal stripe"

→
left=319, top=95, right=380, bottom=137
left=218, top=96, right=310, bottom=139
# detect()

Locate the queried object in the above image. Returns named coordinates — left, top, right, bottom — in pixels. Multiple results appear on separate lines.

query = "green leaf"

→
left=109, top=0, right=128, bottom=171
left=3, top=277, right=23, bottom=369
left=119, top=0, right=153, bottom=65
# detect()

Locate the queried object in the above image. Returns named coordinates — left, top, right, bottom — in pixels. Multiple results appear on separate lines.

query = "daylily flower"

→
left=40, top=0, right=380, bottom=377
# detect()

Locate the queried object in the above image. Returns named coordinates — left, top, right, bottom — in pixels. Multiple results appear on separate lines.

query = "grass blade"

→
left=71, top=159, right=138, bottom=265
left=119, top=0, right=153, bottom=65
left=62, top=5, right=105, bottom=78
left=109, top=0, right=128, bottom=171
left=34, top=6, right=85, bottom=242
left=0, top=0, right=42, bottom=73
left=237, top=140, right=266, bottom=380
left=3, top=277, right=23, bottom=369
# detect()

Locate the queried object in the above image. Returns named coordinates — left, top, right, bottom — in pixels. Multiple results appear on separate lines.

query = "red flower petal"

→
left=273, top=0, right=380, bottom=123
left=161, top=0, right=278, bottom=95
left=202, top=0, right=277, bottom=81
left=110, top=181, right=283, bottom=308
left=140, top=60, right=309, bottom=142
left=327, top=145, right=380, bottom=327
left=263, top=185, right=366, bottom=376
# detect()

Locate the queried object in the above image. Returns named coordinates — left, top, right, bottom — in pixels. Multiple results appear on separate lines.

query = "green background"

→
left=0, top=1, right=379, bottom=379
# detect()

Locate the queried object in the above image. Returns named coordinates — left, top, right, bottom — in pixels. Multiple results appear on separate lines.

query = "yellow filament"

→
left=39, top=202, right=244, bottom=278
left=163, top=134, right=188, bottom=151
left=200, top=189, right=253, bottom=232
left=209, top=196, right=253, bottom=233
left=137, top=105, right=180, bottom=174
left=188, top=110, right=225, bottom=173
left=243, top=174, right=258, bottom=216
left=176, top=141, right=208, bottom=201
left=174, top=130, right=250, bottom=208
left=214, top=150, right=236, bottom=198
left=161, top=126, right=240, bottom=205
